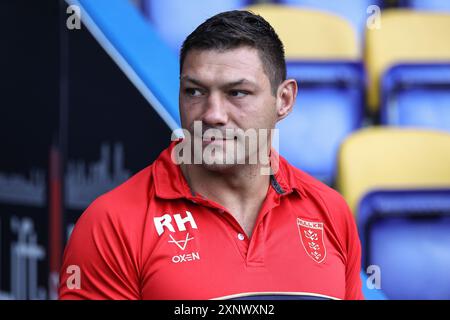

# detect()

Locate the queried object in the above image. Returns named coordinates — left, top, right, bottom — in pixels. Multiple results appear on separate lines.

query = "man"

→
left=59, top=10, right=363, bottom=300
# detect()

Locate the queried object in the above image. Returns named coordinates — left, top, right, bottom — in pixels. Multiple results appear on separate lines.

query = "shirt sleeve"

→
left=342, top=201, right=364, bottom=300
left=58, top=196, right=141, bottom=300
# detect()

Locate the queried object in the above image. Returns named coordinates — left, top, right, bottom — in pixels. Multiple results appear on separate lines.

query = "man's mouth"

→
left=201, top=136, right=238, bottom=144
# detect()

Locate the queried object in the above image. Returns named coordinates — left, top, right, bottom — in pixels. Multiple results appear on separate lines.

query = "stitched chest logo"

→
left=153, top=211, right=200, bottom=264
left=168, top=232, right=194, bottom=251
left=297, top=218, right=327, bottom=264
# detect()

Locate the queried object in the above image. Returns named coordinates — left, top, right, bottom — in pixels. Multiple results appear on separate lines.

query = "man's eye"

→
left=185, top=88, right=203, bottom=97
left=229, top=90, right=248, bottom=98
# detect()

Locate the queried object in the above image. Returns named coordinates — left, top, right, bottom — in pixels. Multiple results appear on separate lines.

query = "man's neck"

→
left=181, top=163, right=270, bottom=237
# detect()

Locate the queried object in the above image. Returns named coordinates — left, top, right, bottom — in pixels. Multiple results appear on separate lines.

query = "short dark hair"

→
left=180, top=10, right=286, bottom=95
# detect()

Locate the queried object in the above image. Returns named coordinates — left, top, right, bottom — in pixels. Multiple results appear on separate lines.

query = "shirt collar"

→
left=152, top=140, right=307, bottom=200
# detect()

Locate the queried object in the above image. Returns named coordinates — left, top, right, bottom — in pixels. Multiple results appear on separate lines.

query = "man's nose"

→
left=202, top=93, right=228, bottom=126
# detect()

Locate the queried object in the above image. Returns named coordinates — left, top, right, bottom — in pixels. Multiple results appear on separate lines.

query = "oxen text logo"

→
left=153, top=211, right=200, bottom=264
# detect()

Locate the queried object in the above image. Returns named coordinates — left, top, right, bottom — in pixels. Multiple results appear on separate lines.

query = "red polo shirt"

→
left=59, top=141, right=363, bottom=300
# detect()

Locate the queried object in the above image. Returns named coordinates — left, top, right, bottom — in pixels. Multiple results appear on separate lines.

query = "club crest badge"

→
left=297, top=218, right=326, bottom=264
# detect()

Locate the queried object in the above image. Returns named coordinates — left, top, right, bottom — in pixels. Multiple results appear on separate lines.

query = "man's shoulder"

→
left=284, top=160, right=352, bottom=216
left=77, top=164, right=155, bottom=226
left=78, top=142, right=181, bottom=225
left=100, top=164, right=154, bottom=206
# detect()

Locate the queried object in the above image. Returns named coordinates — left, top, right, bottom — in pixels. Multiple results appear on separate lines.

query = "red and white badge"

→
left=297, top=218, right=327, bottom=264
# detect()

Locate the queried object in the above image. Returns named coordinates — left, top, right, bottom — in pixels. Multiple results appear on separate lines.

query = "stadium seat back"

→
left=358, top=189, right=450, bottom=299
left=246, top=4, right=359, bottom=59
left=337, top=128, right=450, bottom=214
left=381, top=64, right=450, bottom=132
left=365, top=10, right=450, bottom=112
left=277, top=0, right=383, bottom=41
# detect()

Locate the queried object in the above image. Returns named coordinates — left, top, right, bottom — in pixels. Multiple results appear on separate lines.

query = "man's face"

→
left=179, top=46, right=278, bottom=171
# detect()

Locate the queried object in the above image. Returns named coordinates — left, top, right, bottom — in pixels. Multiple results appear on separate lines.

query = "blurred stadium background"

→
left=1, top=0, right=450, bottom=300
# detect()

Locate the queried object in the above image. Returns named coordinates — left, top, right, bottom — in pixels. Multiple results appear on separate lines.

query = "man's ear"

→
left=275, top=79, right=298, bottom=121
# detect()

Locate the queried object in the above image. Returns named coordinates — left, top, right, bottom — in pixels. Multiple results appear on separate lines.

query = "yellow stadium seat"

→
left=337, top=128, right=450, bottom=214
left=245, top=4, right=359, bottom=60
left=365, top=10, right=450, bottom=112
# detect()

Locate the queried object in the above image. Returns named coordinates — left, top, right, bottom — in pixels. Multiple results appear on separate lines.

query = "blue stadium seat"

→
left=357, top=189, right=450, bottom=299
left=400, top=0, right=450, bottom=11
left=143, top=0, right=250, bottom=54
left=277, top=0, right=383, bottom=41
left=360, top=270, right=387, bottom=300
left=381, top=64, right=450, bottom=132
left=276, top=62, right=364, bottom=185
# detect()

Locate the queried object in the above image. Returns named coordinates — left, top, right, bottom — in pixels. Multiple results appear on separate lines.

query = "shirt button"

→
left=237, top=233, right=245, bottom=241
